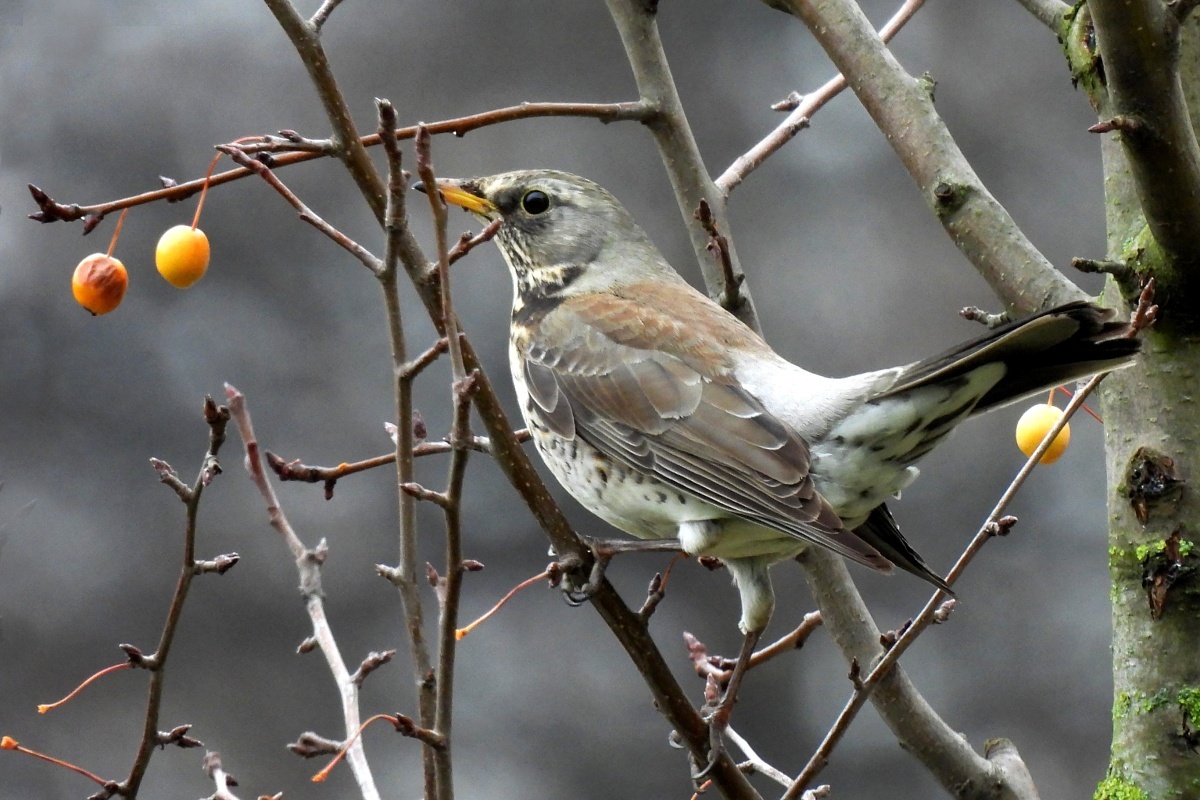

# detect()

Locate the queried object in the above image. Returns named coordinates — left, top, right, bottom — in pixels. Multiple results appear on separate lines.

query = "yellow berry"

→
left=72, top=254, right=128, bottom=315
left=155, top=224, right=210, bottom=288
left=1015, top=404, right=1071, bottom=464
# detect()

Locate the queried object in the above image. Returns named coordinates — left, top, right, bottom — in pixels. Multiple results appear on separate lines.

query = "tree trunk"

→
left=1068, top=5, right=1200, bottom=796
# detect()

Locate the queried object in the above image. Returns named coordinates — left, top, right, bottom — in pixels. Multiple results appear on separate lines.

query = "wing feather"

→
left=518, top=293, right=890, bottom=571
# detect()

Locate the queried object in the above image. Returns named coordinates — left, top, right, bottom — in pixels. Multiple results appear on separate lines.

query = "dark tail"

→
left=853, top=504, right=952, bottom=593
left=879, top=301, right=1139, bottom=415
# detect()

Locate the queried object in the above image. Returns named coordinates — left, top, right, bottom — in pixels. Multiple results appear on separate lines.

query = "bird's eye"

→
left=521, top=190, right=550, bottom=215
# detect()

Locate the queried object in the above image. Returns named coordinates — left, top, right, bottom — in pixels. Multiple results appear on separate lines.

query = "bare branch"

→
left=773, top=0, right=1085, bottom=314
left=694, top=199, right=745, bottom=313
left=415, top=126, right=466, bottom=380
left=717, top=0, right=927, bottom=194
left=604, top=0, right=761, bottom=331
left=447, top=220, right=502, bottom=266
left=219, top=145, right=382, bottom=273
left=28, top=102, right=651, bottom=228
left=1010, top=0, right=1071, bottom=35
left=374, top=98, right=439, bottom=797
left=260, top=0, right=386, bottom=222
left=225, top=384, right=380, bottom=800
left=725, top=726, right=793, bottom=789
left=1088, top=0, right=1200, bottom=265
left=431, top=373, right=479, bottom=800
left=121, top=399, right=229, bottom=798
left=786, top=376, right=1108, bottom=798
left=1072, top=257, right=1133, bottom=281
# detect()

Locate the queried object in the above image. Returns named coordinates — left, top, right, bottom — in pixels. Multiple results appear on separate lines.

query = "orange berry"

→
left=72, top=254, right=128, bottom=315
left=1015, top=404, right=1070, bottom=464
left=155, top=225, right=210, bottom=288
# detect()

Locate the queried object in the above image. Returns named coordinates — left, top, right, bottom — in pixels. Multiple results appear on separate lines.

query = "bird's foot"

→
left=692, top=628, right=761, bottom=780
left=556, top=536, right=683, bottom=606
left=692, top=702, right=733, bottom=780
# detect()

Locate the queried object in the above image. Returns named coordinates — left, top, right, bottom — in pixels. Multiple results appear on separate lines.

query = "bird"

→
left=415, top=169, right=1138, bottom=749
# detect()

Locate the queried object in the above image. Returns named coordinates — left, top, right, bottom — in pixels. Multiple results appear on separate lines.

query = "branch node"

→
left=400, top=481, right=451, bottom=507
left=918, top=71, right=937, bottom=101
left=119, top=643, right=154, bottom=669
left=771, top=91, right=804, bottom=111
left=155, top=724, right=204, bottom=749
left=848, top=658, right=864, bottom=691
left=959, top=306, right=1010, bottom=328
left=986, top=515, right=1019, bottom=538
left=288, top=732, right=342, bottom=759
left=351, top=650, right=396, bottom=686
left=1088, top=115, right=1144, bottom=134
left=1071, top=256, right=1133, bottom=280
left=932, top=598, right=957, bottom=623
left=193, top=553, right=240, bottom=575
left=694, top=200, right=743, bottom=312
left=931, top=181, right=968, bottom=216
left=150, top=458, right=193, bottom=502
left=376, top=563, right=403, bottom=585
left=392, top=713, right=447, bottom=749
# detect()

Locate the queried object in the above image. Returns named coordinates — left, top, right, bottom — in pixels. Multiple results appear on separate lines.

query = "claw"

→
left=691, top=722, right=725, bottom=780
left=691, top=628, right=761, bottom=780
left=557, top=536, right=681, bottom=606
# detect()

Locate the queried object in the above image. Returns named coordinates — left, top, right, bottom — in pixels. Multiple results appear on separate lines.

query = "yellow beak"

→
left=432, top=179, right=498, bottom=217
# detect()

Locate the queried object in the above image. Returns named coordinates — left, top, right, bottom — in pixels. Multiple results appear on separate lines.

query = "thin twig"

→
left=431, top=372, right=479, bottom=800
left=260, top=0, right=387, bottom=222
left=225, top=384, right=380, bottom=800
left=402, top=337, right=450, bottom=381
left=960, top=306, right=1010, bottom=328
left=375, top=98, right=439, bottom=798
left=122, top=398, right=228, bottom=798
left=605, top=0, right=760, bottom=335
left=28, top=102, right=652, bottom=227
left=694, top=199, right=744, bottom=312
left=219, top=145, right=382, bottom=273
left=266, top=430, right=527, bottom=492
left=774, top=0, right=1085, bottom=313
left=415, top=126, right=466, bottom=381
left=447, top=220, right=503, bottom=266
left=784, top=374, right=1107, bottom=797
left=725, top=727, right=793, bottom=789
left=686, top=611, right=822, bottom=685
left=717, top=0, right=927, bottom=194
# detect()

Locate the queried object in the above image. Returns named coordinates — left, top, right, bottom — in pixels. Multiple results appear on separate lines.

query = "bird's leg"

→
left=693, top=554, right=773, bottom=778
left=559, top=535, right=684, bottom=605
left=694, top=626, right=762, bottom=779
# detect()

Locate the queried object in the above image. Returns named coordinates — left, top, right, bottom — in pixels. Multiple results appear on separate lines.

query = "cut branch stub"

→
left=1125, top=446, right=1184, bottom=524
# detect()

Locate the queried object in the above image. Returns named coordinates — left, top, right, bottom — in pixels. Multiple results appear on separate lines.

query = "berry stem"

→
left=192, top=155, right=222, bottom=230
left=38, top=662, right=131, bottom=714
left=1, top=737, right=108, bottom=787
left=105, top=208, right=129, bottom=257
left=312, top=714, right=398, bottom=782
left=455, top=568, right=551, bottom=640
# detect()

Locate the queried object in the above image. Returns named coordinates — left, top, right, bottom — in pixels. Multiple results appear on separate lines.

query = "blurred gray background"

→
left=1, top=1, right=1114, bottom=798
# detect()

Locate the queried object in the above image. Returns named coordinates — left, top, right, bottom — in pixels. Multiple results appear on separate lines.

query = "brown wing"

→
left=519, top=289, right=891, bottom=572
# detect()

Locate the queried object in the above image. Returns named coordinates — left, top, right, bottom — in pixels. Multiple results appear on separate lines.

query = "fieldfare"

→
left=417, top=170, right=1138, bottom=755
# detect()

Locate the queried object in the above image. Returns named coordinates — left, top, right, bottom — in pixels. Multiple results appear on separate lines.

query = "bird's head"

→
left=416, top=170, right=679, bottom=304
